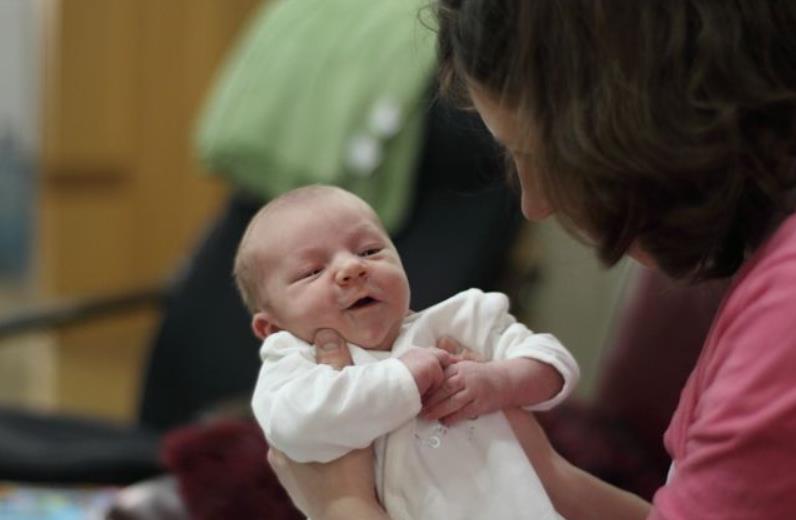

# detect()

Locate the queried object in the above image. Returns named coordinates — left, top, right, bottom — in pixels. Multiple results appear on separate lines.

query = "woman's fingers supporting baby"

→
left=267, top=446, right=382, bottom=519
left=267, top=447, right=315, bottom=514
left=268, top=329, right=382, bottom=518
left=313, top=328, right=353, bottom=369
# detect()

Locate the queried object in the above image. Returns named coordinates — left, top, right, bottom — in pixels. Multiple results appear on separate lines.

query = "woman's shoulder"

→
left=739, top=211, right=796, bottom=284
left=720, top=212, right=796, bottom=321
left=701, top=213, right=796, bottom=390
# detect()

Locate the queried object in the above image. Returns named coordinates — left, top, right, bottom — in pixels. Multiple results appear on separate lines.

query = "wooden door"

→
left=39, top=0, right=262, bottom=420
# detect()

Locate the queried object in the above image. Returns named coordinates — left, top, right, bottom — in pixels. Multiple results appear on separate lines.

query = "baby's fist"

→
left=399, top=347, right=455, bottom=397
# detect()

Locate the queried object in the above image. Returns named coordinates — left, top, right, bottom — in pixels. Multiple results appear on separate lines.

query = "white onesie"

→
left=252, top=289, right=579, bottom=520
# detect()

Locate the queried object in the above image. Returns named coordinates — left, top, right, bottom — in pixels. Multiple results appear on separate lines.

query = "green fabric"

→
left=196, top=0, right=437, bottom=231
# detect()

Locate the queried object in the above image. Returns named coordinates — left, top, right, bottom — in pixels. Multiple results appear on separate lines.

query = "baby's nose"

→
left=335, top=257, right=368, bottom=285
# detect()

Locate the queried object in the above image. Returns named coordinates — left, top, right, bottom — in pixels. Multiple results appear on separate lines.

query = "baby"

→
left=235, top=185, right=578, bottom=520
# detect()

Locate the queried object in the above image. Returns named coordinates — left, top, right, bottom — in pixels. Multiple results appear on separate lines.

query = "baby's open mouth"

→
left=347, top=296, right=377, bottom=309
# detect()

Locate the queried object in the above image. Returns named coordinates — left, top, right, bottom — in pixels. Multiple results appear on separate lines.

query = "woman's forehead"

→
left=468, top=84, right=529, bottom=153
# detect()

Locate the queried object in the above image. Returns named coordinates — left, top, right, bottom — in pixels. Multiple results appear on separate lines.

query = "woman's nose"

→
left=335, top=256, right=368, bottom=285
left=521, top=196, right=554, bottom=221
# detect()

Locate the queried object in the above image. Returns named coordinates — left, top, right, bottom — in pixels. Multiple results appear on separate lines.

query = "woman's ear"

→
left=252, top=311, right=281, bottom=340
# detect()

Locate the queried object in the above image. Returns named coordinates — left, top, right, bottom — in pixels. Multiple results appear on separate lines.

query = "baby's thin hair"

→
left=233, top=185, right=375, bottom=313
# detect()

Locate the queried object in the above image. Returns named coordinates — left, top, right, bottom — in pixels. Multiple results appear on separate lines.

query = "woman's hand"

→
left=266, top=328, right=389, bottom=520
left=267, top=447, right=386, bottom=520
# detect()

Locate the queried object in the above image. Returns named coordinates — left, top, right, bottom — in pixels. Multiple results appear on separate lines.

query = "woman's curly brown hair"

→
left=436, top=0, right=796, bottom=280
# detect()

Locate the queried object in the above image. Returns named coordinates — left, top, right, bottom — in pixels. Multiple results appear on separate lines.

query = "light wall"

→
left=522, top=220, right=635, bottom=398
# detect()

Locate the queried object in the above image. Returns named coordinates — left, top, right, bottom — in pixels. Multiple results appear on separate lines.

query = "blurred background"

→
left=3, top=1, right=706, bottom=517
left=1, top=0, right=261, bottom=420
left=0, top=0, right=631, bottom=427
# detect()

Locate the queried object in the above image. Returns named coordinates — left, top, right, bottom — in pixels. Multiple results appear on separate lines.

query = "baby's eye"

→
left=359, top=247, right=381, bottom=257
left=297, top=267, right=323, bottom=280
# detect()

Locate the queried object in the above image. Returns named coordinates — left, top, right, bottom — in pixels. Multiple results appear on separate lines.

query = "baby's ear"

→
left=252, top=312, right=281, bottom=340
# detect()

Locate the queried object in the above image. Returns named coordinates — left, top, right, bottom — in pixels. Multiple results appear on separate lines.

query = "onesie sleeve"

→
left=251, top=332, right=421, bottom=463
left=441, top=289, right=580, bottom=411
left=492, top=322, right=580, bottom=411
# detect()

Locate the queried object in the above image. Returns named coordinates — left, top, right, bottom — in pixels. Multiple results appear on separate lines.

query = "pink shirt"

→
left=651, top=212, right=796, bottom=519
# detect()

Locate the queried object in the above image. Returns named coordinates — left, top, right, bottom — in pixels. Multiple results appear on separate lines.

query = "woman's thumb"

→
left=313, top=328, right=353, bottom=370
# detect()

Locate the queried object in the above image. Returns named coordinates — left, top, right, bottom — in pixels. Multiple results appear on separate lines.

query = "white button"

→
left=368, top=97, right=402, bottom=138
left=346, top=134, right=382, bottom=176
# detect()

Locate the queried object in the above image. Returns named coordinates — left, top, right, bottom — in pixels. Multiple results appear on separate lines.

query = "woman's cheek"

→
left=513, top=157, right=552, bottom=221
left=518, top=175, right=553, bottom=221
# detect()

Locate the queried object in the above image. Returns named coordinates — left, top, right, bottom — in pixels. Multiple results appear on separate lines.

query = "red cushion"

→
left=162, top=419, right=302, bottom=520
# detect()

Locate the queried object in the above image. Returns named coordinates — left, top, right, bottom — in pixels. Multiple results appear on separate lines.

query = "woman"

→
left=269, top=1, right=796, bottom=518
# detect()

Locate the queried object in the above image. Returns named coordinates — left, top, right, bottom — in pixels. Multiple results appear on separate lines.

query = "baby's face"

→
left=253, top=193, right=410, bottom=350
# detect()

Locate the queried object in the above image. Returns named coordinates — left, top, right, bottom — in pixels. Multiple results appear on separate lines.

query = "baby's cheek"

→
left=293, top=306, right=332, bottom=342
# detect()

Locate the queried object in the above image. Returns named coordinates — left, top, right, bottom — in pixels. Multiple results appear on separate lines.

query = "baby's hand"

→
left=398, top=347, right=456, bottom=397
left=421, top=360, right=507, bottom=426
left=436, top=335, right=486, bottom=363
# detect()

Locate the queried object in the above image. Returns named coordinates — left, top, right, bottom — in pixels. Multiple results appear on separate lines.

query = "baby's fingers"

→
left=436, top=335, right=463, bottom=355
left=422, top=373, right=462, bottom=411
left=436, top=335, right=485, bottom=363
left=422, top=391, right=472, bottom=422
left=440, top=403, right=481, bottom=427
left=427, top=347, right=457, bottom=368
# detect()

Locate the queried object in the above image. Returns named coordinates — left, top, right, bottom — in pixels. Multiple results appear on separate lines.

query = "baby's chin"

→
left=360, top=326, right=401, bottom=350
left=299, top=320, right=402, bottom=351
left=296, top=329, right=391, bottom=351
left=358, top=341, right=393, bottom=351
left=350, top=326, right=402, bottom=351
